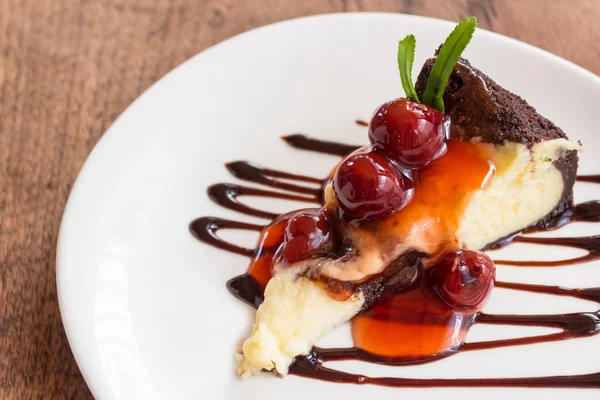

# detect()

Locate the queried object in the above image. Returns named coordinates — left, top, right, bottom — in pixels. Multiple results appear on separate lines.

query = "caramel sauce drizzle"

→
left=189, top=133, right=600, bottom=389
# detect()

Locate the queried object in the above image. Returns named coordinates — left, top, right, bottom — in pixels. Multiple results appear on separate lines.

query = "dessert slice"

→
left=415, top=55, right=580, bottom=242
left=237, top=18, right=581, bottom=378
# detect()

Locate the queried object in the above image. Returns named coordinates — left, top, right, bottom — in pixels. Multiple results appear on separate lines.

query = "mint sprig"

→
left=397, top=34, right=420, bottom=102
left=422, top=17, right=478, bottom=113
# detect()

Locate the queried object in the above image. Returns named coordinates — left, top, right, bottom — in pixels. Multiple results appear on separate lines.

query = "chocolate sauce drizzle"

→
left=578, top=175, right=600, bottom=184
left=495, top=233, right=600, bottom=266
left=226, top=160, right=322, bottom=196
left=207, top=183, right=318, bottom=220
left=190, top=135, right=600, bottom=389
left=291, top=359, right=600, bottom=388
left=189, top=217, right=263, bottom=257
left=282, top=134, right=361, bottom=156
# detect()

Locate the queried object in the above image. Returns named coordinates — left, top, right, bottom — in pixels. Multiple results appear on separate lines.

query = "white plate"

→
left=57, top=13, right=600, bottom=400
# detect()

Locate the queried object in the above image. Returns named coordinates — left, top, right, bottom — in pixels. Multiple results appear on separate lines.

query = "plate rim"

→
left=55, top=11, right=600, bottom=399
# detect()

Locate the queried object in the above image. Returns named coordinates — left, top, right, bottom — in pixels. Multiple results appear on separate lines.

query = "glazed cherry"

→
left=368, top=98, right=449, bottom=167
left=333, top=151, right=414, bottom=223
left=428, top=250, right=496, bottom=311
left=282, top=209, right=333, bottom=263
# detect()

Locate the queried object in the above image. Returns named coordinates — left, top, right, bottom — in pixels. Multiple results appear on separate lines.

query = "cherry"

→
left=282, top=209, right=333, bottom=263
left=333, top=151, right=414, bottom=223
left=368, top=98, right=449, bottom=168
left=428, top=250, right=495, bottom=311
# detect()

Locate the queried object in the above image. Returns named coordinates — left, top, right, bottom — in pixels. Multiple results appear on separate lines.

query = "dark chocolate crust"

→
left=358, top=251, right=424, bottom=309
left=415, top=58, right=568, bottom=146
left=528, top=149, right=578, bottom=231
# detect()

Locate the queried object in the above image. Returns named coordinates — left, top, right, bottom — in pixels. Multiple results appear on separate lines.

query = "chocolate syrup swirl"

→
left=226, top=161, right=322, bottom=196
left=495, top=234, right=600, bottom=266
left=189, top=217, right=263, bottom=257
left=189, top=135, right=600, bottom=389
left=496, top=280, right=600, bottom=303
left=309, top=346, right=455, bottom=366
left=282, top=134, right=361, bottom=156
left=465, top=311, right=600, bottom=350
left=208, top=183, right=318, bottom=220
left=578, top=175, right=600, bottom=184
left=227, top=274, right=265, bottom=308
left=291, top=359, right=600, bottom=388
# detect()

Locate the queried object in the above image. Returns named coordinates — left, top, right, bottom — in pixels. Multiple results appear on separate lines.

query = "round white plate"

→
left=57, top=13, right=600, bottom=400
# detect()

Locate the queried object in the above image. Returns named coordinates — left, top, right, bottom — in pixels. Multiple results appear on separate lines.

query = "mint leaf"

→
left=423, top=17, right=478, bottom=113
left=397, top=34, right=420, bottom=102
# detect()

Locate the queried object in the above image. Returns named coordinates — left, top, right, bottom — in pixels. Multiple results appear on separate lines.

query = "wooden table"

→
left=1, top=0, right=598, bottom=398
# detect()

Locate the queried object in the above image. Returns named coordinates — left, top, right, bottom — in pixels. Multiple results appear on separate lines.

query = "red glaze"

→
left=368, top=98, right=448, bottom=168
left=247, top=215, right=289, bottom=289
left=352, top=285, right=471, bottom=359
left=333, top=151, right=414, bottom=224
left=283, top=209, right=333, bottom=263
left=428, top=250, right=496, bottom=310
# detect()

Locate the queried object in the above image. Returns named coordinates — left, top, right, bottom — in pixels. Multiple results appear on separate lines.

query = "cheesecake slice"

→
left=415, top=56, right=580, bottom=239
left=237, top=33, right=581, bottom=377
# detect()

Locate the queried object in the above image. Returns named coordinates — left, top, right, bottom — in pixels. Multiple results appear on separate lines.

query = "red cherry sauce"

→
left=351, top=141, right=495, bottom=359
left=247, top=215, right=288, bottom=289
left=353, top=286, right=472, bottom=359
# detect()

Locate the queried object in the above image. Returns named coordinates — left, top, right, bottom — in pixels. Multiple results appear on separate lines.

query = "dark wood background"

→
left=1, top=0, right=599, bottom=398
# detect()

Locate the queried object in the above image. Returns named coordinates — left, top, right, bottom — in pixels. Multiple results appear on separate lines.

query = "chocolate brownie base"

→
left=415, top=57, right=568, bottom=146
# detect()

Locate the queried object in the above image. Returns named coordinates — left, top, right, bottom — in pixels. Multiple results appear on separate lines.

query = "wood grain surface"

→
left=0, top=0, right=599, bottom=398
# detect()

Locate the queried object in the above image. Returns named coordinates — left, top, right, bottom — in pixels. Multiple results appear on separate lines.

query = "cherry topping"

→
left=368, top=98, right=449, bottom=168
left=333, top=151, right=414, bottom=224
left=428, top=250, right=495, bottom=311
left=282, top=209, right=333, bottom=263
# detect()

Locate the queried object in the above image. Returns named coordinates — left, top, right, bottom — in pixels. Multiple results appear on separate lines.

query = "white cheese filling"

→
left=460, top=139, right=580, bottom=249
left=237, top=268, right=364, bottom=377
